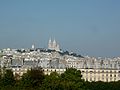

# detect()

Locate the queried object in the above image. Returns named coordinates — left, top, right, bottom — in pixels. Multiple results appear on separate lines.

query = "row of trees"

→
left=0, top=68, right=120, bottom=90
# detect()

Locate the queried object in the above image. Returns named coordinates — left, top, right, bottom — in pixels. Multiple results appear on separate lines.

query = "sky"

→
left=0, top=0, right=120, bottom=57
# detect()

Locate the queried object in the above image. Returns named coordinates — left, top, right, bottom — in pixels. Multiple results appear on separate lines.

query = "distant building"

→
left=32, top=44, right=35, bottom=49
left=48, top=38, right=60, bottom=51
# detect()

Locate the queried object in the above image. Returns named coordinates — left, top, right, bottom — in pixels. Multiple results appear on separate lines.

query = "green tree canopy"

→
left=2, top=69, right=15, bottom=86
left=60, top=68, right=85, bottom=90
left=19, top=67, right=44, bottom=90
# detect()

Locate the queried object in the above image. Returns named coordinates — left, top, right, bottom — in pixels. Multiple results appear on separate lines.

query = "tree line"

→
left=0, top=68, right=120, bottom=90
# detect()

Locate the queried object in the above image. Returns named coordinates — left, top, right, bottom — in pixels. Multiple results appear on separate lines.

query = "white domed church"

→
left=48, top=38, right=60, bottom=51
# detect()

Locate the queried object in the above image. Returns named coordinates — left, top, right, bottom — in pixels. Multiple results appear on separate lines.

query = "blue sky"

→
left=0, top=0, right=120, bottom=57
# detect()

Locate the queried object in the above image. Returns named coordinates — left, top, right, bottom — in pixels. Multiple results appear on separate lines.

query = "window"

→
left=106, top=78, right=108, bottom=82
left=94, top=78, right=96, bottom=81
left=90, top=71, right=93, bottom=74
left=110, top=64, right=112, bottom=67
left=82, top=71, right=85, bottom=73
left=90, top=78, right=92, bottom=82
left=86, top=78, right=88, bottom=81
left=110, top=74, right=112, bottom=77
left=86, top=70, right=88, bottom=74
left=102, top=77, right=104, bottom=80
left=90, top=71, right=93, bottom=73
left=102, top=74, right=104, bottom=77
left=94, top=70, right=96, bottom=74
left=98, top=71, right=100, bottom=73
left=110, top=78, right=112, bottom=81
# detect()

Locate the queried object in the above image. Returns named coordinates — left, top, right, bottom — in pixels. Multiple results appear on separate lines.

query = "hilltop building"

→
left=48, top=38, right=60, bottom=51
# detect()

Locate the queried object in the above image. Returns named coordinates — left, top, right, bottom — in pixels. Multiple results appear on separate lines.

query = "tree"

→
left=1, top=69, right=15, bottom=86
left=19, top=67, right=44, bottom=90
left=41, top=72, right=62, bottom=90
left=61, top=68, right=83, bottom=82
left=60, top=68, right=85, bottom=90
